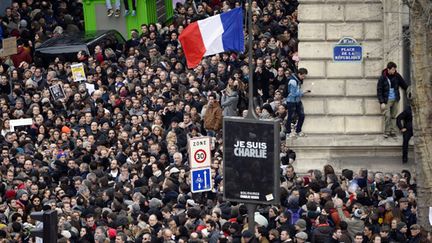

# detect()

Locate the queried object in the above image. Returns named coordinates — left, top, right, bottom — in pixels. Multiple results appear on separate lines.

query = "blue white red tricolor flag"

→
left=179, top=8, right=244, bottom=68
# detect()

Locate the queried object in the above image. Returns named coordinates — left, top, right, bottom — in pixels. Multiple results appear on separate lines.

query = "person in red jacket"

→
left=11, top=39, right=32, bottom=68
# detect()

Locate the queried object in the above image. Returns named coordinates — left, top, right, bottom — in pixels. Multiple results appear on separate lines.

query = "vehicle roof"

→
left=37, top=30, right=123, bottom=49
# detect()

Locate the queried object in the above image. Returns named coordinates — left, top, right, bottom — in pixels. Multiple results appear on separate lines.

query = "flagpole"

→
left=245, top=0, right=257, bottom=120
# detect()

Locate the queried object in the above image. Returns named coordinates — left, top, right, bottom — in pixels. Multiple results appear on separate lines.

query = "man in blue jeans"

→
left=285, top=68, right=310, bottom=139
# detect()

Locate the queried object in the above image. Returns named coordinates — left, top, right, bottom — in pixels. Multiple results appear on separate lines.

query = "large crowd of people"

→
left=0, top=0, right=427, bottom=242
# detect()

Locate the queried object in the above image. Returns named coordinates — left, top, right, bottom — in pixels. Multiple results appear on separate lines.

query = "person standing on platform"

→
left=285, top=68, right=310, bottom=139
left=377, top=62, right=408, bottom=138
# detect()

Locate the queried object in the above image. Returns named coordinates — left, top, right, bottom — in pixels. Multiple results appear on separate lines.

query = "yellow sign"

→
left=0, top=37, right=17, bottom=57
left=71, top=63, right=86, bottom=82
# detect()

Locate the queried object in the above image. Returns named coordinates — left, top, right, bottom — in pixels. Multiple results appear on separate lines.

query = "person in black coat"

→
left=396, top=105, right=413, bottom=163
left=253, top=58, right=273, bottom=104
left=376, top=62, right=408, bottom=137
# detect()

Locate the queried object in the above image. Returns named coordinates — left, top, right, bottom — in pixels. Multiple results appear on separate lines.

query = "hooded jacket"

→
left=286, top=74, right=304, bottom=103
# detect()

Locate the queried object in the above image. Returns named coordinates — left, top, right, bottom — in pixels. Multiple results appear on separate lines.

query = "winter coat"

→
left=339, top=230, right=352, bottom=243
left=11, top=46, right=32, bottom=68
left=396, top=106, right=413, bottom=132
left=377, top=69, right=408, bottom=104
left=336, top=207, right=364, bottom=239
left=329, top=207, right=350, bottom=227
left=311, top=224, right=333, bottom=243
left=203, top=102, right=223, bottom=131
left=221, top=90, right=239, bottom=116
left=253, top=68, right=272, bottom=101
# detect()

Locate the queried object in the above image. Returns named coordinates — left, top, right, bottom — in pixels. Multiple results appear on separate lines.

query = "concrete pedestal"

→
left=286, top=135, right=414, bottom=173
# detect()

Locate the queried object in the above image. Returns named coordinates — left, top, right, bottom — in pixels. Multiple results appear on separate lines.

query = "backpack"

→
left=286, top=208, right=302, bottom=225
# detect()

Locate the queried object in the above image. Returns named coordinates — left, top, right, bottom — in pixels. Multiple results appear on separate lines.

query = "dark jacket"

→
left=390, top=229, right=407, bottom=243
left=377, top=69, right=408, bottom=104
left=311, top=224, right=333, bottom=243
left=253, top=67, right=273, bottom=101
left=408, top=235, right=420, bottom=243
left=396, top=106, right=412, bottom=132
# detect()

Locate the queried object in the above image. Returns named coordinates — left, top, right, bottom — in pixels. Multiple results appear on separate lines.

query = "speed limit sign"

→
left=189, top=137, right=211, bottom=169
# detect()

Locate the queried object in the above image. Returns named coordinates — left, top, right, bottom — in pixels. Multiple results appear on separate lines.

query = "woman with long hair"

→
left=0, top=118, right=11, bottom=137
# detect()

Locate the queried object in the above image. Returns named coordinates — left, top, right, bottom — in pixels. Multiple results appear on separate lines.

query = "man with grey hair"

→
left=173, top=152, right=183, bottom=167
left=94, top=226, right=107, bottom=243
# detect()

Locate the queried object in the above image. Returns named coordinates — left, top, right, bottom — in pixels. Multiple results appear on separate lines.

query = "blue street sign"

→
left=333, top=45, right=362, bottom=62
left=191, top=168, right=212, bottom=193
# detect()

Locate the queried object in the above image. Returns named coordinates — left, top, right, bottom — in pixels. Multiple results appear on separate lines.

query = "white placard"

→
left=71, top=63, right=86, bottom=82
left=85, top=83, right=95, bottom=95
left=10, top=118, right=33, bottom=132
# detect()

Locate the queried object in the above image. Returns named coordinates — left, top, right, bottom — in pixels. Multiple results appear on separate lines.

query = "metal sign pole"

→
left=245, top=0, right=258, bottom=120
left=246, top=0, right=257, bottom=232
left=246, top=203, right=257, bottom=233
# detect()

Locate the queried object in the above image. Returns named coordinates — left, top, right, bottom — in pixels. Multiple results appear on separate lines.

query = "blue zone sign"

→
left=191, top=168, right=212, bottom=193
left=333, top=45, right=362, bottom=61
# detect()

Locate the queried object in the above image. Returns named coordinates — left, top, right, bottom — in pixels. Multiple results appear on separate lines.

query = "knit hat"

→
left=397, top=222, right=407, bottom=231
left=61, top=230, right=71, bottom=239
left=410, top=224, right=420, bottom=230
left=16, top=189, right=28, bottom=200
left=148, top=198, right=162, bottom=208
left=254, top=212, right=268, bottom=228
left=295, top=232, right=308, bottom=240
left=5, top=190, right=16, bottom=200
left=61, top=126, right=71, bottom=134
left=242, top=230, right=254, bottom=238
left=186, top=199, right=197, bottom=207
left=320, top=188, right=332, bottom=194
left=295, top=219, right=307, bottom=231
left=108, top=228, right=117, bottom=239
left=353, top=209, right=363, bottom=218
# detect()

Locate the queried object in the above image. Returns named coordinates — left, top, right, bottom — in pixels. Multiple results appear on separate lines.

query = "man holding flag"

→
left=179, top=7, right=245, bottom=69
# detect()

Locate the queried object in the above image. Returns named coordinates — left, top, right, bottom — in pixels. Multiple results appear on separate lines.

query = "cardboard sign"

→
left=71, top=63, right=86, bottom=82
left=49, top=84, right=66, bottom=101
left=0, top=37, right=17, bottom=57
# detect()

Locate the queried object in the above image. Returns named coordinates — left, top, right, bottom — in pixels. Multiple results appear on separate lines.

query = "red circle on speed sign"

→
left=194, top=149, right=207, bottom=163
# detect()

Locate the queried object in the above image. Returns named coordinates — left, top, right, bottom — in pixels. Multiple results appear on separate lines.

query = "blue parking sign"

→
left=191, top=168, right=212, bottom=193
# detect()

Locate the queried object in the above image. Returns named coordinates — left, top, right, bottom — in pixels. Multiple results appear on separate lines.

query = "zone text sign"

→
left=223, top=117, right=280, bottom=204
left=188, top=136, right=211, bottom=169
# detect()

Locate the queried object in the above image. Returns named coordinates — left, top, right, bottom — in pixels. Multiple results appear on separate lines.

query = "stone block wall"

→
left=297, top=0, right=405, bottom=134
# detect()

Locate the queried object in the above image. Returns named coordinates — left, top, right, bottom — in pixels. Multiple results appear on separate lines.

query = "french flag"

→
left=179, top=8, right=244, bottom=68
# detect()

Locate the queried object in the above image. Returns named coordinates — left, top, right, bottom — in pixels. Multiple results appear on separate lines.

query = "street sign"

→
left=223, top=117, right=280, bottom=204
left=333, top=37, right=362, bottom=62
left=188, top=136, right=211, bottom=169
left=191, top=167, right=212, bottom=193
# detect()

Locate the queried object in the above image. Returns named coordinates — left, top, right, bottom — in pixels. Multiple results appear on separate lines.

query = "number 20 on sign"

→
left=189, top=137, right=211, bottom=169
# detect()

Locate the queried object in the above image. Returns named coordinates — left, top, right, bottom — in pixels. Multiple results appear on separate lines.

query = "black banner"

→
left=223, top=118, right=280, bottom=204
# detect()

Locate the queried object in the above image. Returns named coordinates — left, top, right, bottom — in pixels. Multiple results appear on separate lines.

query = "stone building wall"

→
left=297, top=0, right=406, bottom=134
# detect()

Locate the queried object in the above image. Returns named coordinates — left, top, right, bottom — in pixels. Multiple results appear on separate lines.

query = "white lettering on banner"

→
left=240, top=191, right=260, bottom=199
left=233, top=140, right=267, bottom=158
